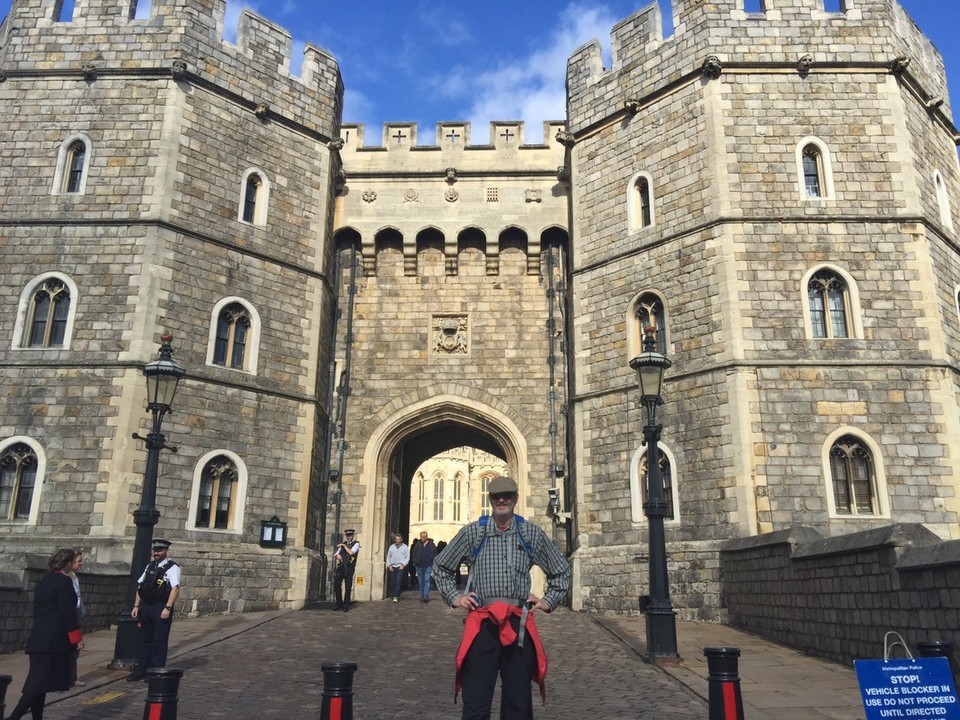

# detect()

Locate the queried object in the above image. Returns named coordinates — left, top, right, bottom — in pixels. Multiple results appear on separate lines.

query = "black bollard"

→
left=704, top=647, right=744, bottom=720
left=917, top=641, right=958, bottom=688
left=0, top=674, right=12, bottom=719
left=320, top=662, right=358, bottom=720
left=142, top=667, right=183, bottom=720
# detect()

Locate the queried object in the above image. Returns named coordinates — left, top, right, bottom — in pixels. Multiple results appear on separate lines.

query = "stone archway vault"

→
left=351, top=394, right=529, bottom=601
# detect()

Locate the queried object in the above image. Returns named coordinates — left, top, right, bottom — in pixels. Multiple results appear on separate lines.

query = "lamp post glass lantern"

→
left=629, top=326, right=678, bottom=661
left=111, top=334, right=184, bottom=669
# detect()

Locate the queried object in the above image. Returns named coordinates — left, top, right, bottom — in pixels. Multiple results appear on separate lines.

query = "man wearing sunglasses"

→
left=433, top=475, right=570, bottom=719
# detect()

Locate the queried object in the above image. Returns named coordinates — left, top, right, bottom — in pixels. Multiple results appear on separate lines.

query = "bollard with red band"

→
left=320, top=662, right=357, bottom=720
left=142, top=667, right=183, bottom=720
left=1, top=674, right=12, bottom=719
left=704, top=647, right=744, bottom=720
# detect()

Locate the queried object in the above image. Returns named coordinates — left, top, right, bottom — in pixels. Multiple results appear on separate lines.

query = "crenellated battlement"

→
left=0, top=0, right=343, bottom=139
left=567, top=0, right=951, bottom=134
left=338, top=120, right=567, bottom=173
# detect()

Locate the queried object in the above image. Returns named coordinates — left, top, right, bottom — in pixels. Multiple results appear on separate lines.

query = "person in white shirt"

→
left=385, top=533, right=410, bottom=602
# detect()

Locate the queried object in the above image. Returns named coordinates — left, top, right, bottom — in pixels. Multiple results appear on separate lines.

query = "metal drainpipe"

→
left=556, top=243, right=575, bottom=554
left=546, top=243, right=563, bottom=544
left=317, top=244, right=345, bottom=600
left=330, top=243, right=358, bottom=599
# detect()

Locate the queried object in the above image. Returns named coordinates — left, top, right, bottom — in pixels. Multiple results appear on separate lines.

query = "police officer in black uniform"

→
left=333, top=529, right=360, bottom=612
left=127, top=539, right=181, bottom=681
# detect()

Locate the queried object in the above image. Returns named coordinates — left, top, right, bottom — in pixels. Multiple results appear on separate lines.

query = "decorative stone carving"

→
left=328, top=138, right=345, bottom=150
left=702, top=55, right=723, bottom=79
left=81, top=62, right=97, bottom=80
left=797, top=55, right=814, bottom=75
left=254, top=103, right=270, bottom=120
left=926, top=96, right=945, bottom=111
left=336, top=169, right=347, bottom=185
left=0, top=70, right=6, bottom=83
left=525, top=189, right=542, bottom=203
left=171, top=59, right=188, bottom=80
left=890, top=55, right=911, bottom=74
left=361, top=190, right=377, bottom=203
left=444, top=188, right=459, bottom=203
left=445, top=167, right=458, bottom=183
left=556, top=165, right=570, bottom=182
left=403, top=188, right=419, bottom=203
left=624, top=99, right=641, bottom=114
left=555, top=129, right=575, bottom=148
left=433, top=316, right=468, bottom=354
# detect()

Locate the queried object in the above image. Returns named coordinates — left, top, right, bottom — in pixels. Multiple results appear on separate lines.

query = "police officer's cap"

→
left=344, top=529, right=356, bottom=536
left=152, top=539, right=172, bottom=550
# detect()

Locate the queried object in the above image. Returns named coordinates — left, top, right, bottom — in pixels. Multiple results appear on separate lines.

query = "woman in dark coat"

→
left=6, top=548, right=85, bottom=720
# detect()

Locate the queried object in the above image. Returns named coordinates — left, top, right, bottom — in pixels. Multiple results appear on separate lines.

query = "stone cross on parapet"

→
left=392, top=129, right=407, bottom=144
left=499, top=127, right=516, bottom=142
left=445, top=129, right=461, bottom=143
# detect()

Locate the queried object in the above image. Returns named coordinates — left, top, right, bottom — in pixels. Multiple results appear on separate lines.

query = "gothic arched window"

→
left=213, top=303, right=251, bottom=370
left=627, top=172, right=655, bottom=231
left=238, top=169, right=270, bottom=226
left=53, top=135, right=92, bottom=195
left=807, top=270, right=849, bottom=339
left=432, top=474, right=445, bottom=522
left=802, top=144, right=824, bottom=198
left=0, top=443, right=38, bottom=520
left=27, top=278, right=71, bottom=348
left=829, top=435, right=876, bottom=515
left=935, top=171, right=954, bottom=231
left=64, top=141, right=86, bottom=193
left=195, top=456, right=238, bottom=529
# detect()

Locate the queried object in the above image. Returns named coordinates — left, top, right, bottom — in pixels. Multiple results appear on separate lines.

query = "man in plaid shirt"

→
left=433, top=476, right=570, bottom=720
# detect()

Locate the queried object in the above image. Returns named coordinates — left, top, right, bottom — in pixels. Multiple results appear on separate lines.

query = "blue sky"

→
left=0, top=0, right=957, bottom=145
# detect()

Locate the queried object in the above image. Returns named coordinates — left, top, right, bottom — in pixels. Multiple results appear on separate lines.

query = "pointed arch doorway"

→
left=352, top=395, right=529, bottom=602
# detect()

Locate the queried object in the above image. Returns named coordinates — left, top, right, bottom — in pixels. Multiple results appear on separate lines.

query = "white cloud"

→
left=460, top=2, right=621, bottom=141
left=343, top=87, right=376, bottom=128
left=223, top=0, right=259, bottom=42
left=416, top=2, right=472, bottom=49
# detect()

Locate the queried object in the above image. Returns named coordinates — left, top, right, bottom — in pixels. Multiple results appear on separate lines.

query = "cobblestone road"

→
left=38, top=596, right=707, bottom=719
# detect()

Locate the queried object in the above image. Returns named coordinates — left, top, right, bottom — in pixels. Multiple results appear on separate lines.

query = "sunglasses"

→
left=490, top=492, right=516, bottom=502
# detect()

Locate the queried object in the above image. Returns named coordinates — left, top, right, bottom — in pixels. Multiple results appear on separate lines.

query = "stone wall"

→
left=721, top=524, right=960, bottom=668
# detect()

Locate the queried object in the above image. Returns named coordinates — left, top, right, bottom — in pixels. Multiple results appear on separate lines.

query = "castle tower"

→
left=0, top=0, right=342, bottom=612
left=566, top=0, right=960, bottom=617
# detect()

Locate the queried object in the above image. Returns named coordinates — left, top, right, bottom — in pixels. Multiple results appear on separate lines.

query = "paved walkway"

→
left=0, top=598, right=865, bottom=719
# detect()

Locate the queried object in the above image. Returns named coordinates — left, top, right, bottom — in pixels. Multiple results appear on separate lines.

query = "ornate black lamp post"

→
left=111, top=334, right=185, bottom=668
left=630, top=326, right=678, bottom=661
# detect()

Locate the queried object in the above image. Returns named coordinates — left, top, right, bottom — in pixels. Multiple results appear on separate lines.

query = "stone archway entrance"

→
left=351, top=395, right=529, bottom=601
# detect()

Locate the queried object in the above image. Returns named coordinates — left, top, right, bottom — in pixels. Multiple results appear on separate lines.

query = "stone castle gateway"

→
left=1, top=0, right=959, bottom=621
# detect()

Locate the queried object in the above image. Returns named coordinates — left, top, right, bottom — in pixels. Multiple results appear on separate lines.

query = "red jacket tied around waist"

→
left=454, top=601, right=548, bottom=705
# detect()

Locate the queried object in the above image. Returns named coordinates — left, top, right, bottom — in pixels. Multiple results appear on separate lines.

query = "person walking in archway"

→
left=385, top=533, right=409, bottom=602
left=411, top=530, right=436, bottom=602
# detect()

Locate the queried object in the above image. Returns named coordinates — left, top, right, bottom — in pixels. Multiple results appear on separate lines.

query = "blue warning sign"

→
left=855, top=657, right=960, bottom=720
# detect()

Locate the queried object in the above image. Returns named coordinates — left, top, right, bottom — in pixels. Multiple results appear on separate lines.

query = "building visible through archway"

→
left=408, top=446, right=508, bottom=546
